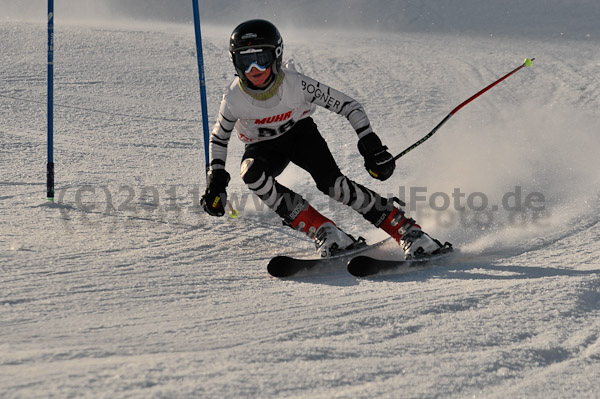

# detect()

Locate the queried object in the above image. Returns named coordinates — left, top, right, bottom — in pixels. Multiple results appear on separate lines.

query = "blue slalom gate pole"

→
left=191, top=0, right=210, bottom=175
left=191, top=2, right=238, bottom=218
left=47, top=0, right=55, bottom=201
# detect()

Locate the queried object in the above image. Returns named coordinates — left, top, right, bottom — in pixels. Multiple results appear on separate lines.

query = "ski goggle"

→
left=233, top=48, right=275, bottom=73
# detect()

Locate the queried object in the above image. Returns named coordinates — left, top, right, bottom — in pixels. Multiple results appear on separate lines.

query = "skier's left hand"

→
left=357, top=132, right=395, bottom=181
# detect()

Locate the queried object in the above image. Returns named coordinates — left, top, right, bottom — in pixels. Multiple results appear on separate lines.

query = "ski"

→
left=347, top=246, right=454, bottom=278
left=267, top=237, right=391, bottom=277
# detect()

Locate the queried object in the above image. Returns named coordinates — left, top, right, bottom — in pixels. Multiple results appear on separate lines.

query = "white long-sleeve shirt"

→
left=209, top=61, right=373, bottom=171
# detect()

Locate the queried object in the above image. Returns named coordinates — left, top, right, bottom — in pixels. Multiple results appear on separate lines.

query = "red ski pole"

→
left=393, top=57, right=535, bottom=161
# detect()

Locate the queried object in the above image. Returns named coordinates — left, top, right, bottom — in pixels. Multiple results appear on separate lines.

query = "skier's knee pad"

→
left=240, top=158, right=264, bottom=185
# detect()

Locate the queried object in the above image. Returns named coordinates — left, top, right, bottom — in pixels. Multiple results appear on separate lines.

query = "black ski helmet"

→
left=229, top=19, right=283, bottom=85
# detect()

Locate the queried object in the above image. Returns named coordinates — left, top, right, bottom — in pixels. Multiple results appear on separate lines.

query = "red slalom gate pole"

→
left=393, top=57, right=535, bottom=161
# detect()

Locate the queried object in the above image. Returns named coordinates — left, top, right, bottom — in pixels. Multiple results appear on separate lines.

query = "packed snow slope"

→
left=1, top=9, right=600, bottom=399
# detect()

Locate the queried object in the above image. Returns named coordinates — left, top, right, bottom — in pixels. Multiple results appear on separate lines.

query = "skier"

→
left=201, top=19, right=448, bottom=259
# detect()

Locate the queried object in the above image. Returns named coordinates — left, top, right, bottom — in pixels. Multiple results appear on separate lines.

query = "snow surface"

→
left=2, top=5, right=600, bottom=399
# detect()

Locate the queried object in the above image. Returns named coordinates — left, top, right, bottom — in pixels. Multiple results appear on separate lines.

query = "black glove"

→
left=357, top=132, right=395, bottom=181
left=201, top=169, right=230, bottom=217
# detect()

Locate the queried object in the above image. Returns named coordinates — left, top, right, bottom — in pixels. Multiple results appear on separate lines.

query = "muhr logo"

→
left=255, top=110, right=293, bottom=125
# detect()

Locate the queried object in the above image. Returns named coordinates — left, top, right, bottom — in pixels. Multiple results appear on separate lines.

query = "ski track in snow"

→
left=1, top=19, right=600, bottom=399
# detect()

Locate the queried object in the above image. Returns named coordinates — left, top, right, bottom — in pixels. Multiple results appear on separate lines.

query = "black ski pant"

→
left=240, top=117, right=392, bottom=226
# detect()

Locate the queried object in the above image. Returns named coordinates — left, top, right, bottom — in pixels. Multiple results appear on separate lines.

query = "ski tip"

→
left=267, top=256, right=295, bottom=278
left=348, top=246, right=455, bottom=278
left=347, top=256, right=379, bottom=278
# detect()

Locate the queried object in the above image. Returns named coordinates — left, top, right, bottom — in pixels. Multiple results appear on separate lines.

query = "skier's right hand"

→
left=201, top=169, right=230, bottom=217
